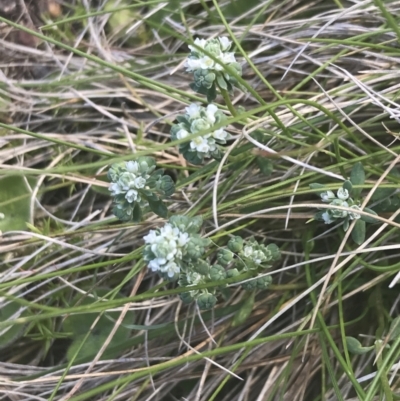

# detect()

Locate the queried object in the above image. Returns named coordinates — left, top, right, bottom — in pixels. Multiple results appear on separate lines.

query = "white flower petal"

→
left=143, top=230, right=158, bottom=244
left=218, top=36, right=231, bottom=51
left=134, top=176, right=146, bottom=189
left=109, top=182, right=122, bottom=195
left=212, top=128, right=228, bottom=141
left=185, top=103, right=201, bottom=119
left=125, top=189, right=139, bottom=203
left=199, top=56, right=214, bottom=69
left=185, top=57, right=202, bottom=71
left=189, top=38, right=207, bottom=52
left=205, top=104, right=218, bottom=124
left=126, top=161, right=139, bottom=173
left=337, top=187, right=349, bottom=200
left=177, top=128, right=189, bottom=140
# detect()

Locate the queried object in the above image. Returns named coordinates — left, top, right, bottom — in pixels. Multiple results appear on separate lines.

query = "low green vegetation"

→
left=1, top=1, right=400, bottom=400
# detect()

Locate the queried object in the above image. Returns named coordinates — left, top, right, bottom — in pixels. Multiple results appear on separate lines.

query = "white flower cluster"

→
left=143, top=223, right=190, bottom=277
left=109, top=161, right=149, bottom=204
left=176, top=104, right=229, bottom=154
left=320, top=187, right=361, bottom=224
left=185, top=37, right=236, bottom=72
left=242, top=245, right=267, bottom=265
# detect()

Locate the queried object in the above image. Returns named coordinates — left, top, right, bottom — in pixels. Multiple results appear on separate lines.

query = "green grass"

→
left=1, top=0, right=400, bottom=400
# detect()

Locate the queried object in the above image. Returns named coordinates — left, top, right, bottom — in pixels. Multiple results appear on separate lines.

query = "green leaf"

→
left=343, top=180, right=353, bottom=194
left=62, top=289, right=135, bottom=362
left=350, top=162, right=365, bottom=198
left=0, top=301, right=28, bottom=349
left=232, top=292, right=255, bottom=327
left=0, top=176, right=35, bottom=232
left=121, top=323, right=169, bottom=330
left=216, top=74, right=228, bottom=90
left=182, top=149, right=204, bottom=165
left=309, top=183, right=326, bottom=194
left=255, top=157, right=273, bottom=176
left=371, top=187, right=397, bottom=201
left=206, top=84, right=217, bottom=103
left=351, top=219, right=366, bottom=245
left=148, top=199, right=168, bottom=218
left=360, top=207, right=378, bottom=224
left=346, top=336, right=374, bottom=355
left=131, top=203, right=143, bottom=222
left=389, top=317, right=400, bottom=341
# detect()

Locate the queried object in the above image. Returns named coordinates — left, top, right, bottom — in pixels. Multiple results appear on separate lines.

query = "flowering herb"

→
left=185, top=36, right=243, bottom=102
left=108, top=156, right=174, bottom=222
left=143, top=217, right=280, bottom=309
left=143, top=215, right=210, bottom=280
left=171, top=103, right=231, bottom=165
left=310, top=163, right=378, bottom=244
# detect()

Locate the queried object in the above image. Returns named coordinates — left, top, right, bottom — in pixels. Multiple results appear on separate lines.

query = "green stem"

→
left=333, top=138, right=346, bottom=178
left=376, top=340, right=394, bottom=401
left=219, top=87, right=238, bottom=117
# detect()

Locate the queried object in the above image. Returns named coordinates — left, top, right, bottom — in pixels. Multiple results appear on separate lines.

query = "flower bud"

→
left=227, top=236, right=243, bottom=253
left=226, top=268, right=240, bottom=278
left=190, top=118, right=211, bottom=133
left=330, top=199, right=348, bottom=218
left=193, top=69, right=216, bottom=89
left=180, top=292, right=194, bottom=305
left=209, top=265, right=226, bottom=281
left=320, top=190, right=335, bottom=202
left=185, top=237, right=207, bottom=260
left=192, top=260, right=210, bottom=275
left=156, top=175, right=175, bottom=196
left=337, top=187, right=349, bottom=200
left=217, top=249, right=234, bottom=266
left=266, top=243, right=280, bottom=261
left=255, top=275, right=272, bottom=289
left=197, top=293, right=217, bottom=310
left=204, top=38, right=222, bottom=55
left=242, top=275, right=272, bottom=290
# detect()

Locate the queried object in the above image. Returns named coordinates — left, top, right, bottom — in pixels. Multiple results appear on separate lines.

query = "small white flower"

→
left=321, top=211, right=334, bottom=224
left=126, top=161, right=139, bottom=173
left=205, top=104, right=219, bottom=124
left=337, top=187, right=349, bottom=200
left=0, top=212, right=4, bottom=220
left=160, top=223, right=177, bottom=240
left=187, top=271, right=202, bottom=285
left=164, top=261, right=180, bottom=277
left=243, top=245, right=254, bottom=258
left=191, top=136, right=210, bottom=153
left=176, top=128, right=189, bottom=140
left=212, top=128, right=228, bottom=141
left=143, top=230, right=158, bottom=244
left=320, top=190, right=335, bottom=202
left=125, top=189, right=139, bottom=203
left=185, top=103, right=201, bottom=119
left=218, top=36, right=231, bottom=51
left=109, top=182, right=122, bottom=196
left=199, top=56, right=215, bottom=69
left=349, top=205, right=361, bottom=220
left=189, top=38, right=207, bottom=52
left=148, top=259, right=161, bottom=272
left=252, top=250, right=266, bottom=264
left=185, top=57, right=202, bottom=71
left=133, top=176, right=146, bottom=189
left=207, top=138, right=217, bottom=151
left=220, top=52, right=236, bottom=64
left=178, top=232, right=190, bottom=247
